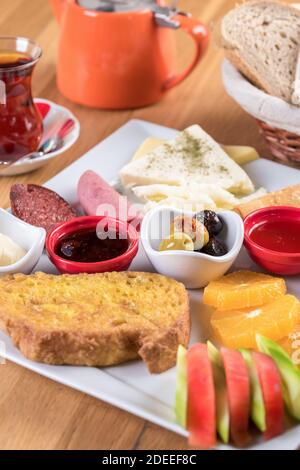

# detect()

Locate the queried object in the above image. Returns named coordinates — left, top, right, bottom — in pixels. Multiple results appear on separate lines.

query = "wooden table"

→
left=0, top=0, right=296, bottom=450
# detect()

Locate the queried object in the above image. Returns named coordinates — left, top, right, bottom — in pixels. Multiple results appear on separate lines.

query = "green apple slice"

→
left=175, top=345, right=188, bottom=428
left=240, top=349, right=266, bottom=432
left=207, top=341, right=230, bottom=444
left=256, top=334, right=300, bottom=420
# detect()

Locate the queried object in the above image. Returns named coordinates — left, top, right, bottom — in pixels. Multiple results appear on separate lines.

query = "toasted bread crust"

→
left=235, top=183, right=300, bottom=218
left=139, top=299, right=190, bottom=373
left=0, top=272, right=190, bottom=373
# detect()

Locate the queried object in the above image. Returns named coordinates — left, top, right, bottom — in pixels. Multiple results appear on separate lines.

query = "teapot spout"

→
left=49, top=0, right=66, bottom=23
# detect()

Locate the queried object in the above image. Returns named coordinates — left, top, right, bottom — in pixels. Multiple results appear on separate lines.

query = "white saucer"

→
left=1, top=98, right=80, bottom=176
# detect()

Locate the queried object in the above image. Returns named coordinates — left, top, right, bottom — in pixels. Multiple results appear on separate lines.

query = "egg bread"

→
left=235, top=184, right=300, bottom=219
left=0, top=271, right=190, bottom=373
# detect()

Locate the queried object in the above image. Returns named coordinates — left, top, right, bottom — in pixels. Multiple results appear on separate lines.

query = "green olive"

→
left=159, top=232, right=195, bottom=252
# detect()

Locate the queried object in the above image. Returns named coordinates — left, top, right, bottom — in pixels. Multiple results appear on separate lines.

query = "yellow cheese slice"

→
left=131, top=137, right=165, bottom=161
left=221, top=145, right=259, bottom=165
left=132, top=138, right=259, bottom=166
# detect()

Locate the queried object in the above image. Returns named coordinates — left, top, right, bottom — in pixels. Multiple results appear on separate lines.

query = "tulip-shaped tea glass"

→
left=0, top=37, right=43, bottom=167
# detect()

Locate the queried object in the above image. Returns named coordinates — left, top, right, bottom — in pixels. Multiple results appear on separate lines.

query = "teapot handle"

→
left=162, top=15, right=209, bottom=91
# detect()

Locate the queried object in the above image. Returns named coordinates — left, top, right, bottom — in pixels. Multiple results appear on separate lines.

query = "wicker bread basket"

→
left=256, top=120, right=300, bottom=166
left=222, top=59, right=300, bottom=167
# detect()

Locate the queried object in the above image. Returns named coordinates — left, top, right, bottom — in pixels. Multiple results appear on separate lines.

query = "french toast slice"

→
left=0, top=272, right=190, bottom=373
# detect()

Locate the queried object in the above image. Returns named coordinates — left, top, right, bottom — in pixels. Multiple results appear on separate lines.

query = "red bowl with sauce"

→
left=46, top=216, right=139, bottom=274
left=244, top=206, right=300, bottom=275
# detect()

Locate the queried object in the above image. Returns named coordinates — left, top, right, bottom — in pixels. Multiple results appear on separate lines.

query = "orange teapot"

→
left=50, top=0, right=209, bottom=109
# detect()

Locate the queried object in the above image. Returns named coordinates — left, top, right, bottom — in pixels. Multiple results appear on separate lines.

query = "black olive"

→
left=194, top=210, right=223, bottom=236
left=200, top=237, right=227, bottom=257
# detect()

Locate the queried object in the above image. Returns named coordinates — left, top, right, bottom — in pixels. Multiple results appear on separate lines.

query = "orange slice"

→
left=211, top=294, right=299, bottom=349
left=203, top=270, right=286, bottom=311
left=278, top=321, right=300, bottom=369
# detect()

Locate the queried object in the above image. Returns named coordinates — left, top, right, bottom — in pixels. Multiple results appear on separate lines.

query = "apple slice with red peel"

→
left=207, top=341, right=230, bottom=444
left=187, top=344, right=216, bottom=449
left=221, top=347, right=251, bottom=447
left=240, top=349, right=266, bottom=433
left=252, top=352, right=285, bottom=440
left=256, top=334, right=300, bottom=421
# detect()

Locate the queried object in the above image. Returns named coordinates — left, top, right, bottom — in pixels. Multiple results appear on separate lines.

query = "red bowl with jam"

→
left=46, top=216, right=139, bottom=274
left=244, top=206, right=300, bottom=275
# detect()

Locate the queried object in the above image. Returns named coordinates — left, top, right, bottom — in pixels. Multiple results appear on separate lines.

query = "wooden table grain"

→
left=0, top=0, right=296, bottom=451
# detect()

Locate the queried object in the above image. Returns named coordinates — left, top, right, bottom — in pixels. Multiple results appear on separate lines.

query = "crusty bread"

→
left=235, top=183, right=300, bottom=218
left=221, top=1, right=300, bottom=103
left=0, top=272, right=190, bottom=373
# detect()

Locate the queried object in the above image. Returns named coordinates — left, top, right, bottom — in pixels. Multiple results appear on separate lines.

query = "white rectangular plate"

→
left=2, top=119, right=300, bottom=450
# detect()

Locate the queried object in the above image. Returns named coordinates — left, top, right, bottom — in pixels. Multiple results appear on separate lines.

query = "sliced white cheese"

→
left=187, top=183, right=238, bottom=209
left=143, top=195, right=217, bottom=214
left=133, top=182, right=266, bottom=213
left=120, top=125, right=254, bottom=195
left=132, top=183, right=238, bottom=209
left=134, top=185, right=217, bottom=213
left=237, top=187, right=268, bottom=204
left=132, top=184, right=190, bottom=202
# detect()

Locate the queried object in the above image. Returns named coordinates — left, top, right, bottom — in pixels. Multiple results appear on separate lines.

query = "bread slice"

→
left=235, top=183, right=300, bottom=218
left=221, top=1, right=300, bottom=103
left=0, top=272, right=190, bottom=373
left=120, top=125, right=254, bottom=195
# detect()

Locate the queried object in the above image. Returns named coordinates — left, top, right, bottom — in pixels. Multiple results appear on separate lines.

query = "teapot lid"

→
left=77, top=0, right=157, bottom=12
left=76, top=1, right=178, bottom=13
left=76, top=1, right=187, bottom=29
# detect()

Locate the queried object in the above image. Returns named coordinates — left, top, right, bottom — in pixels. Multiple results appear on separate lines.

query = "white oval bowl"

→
left=141, top=206, right=244, bottom=289
left=0, top=208, right=46, bottom=275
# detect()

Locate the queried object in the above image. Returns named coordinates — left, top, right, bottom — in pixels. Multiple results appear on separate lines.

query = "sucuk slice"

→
left=203, top=270, right=286, bottom=311
left=252, top=351, right=285, bottom=440
left=10, top=184, right=77, bottom=233
left=221, top=347, right=251, bottom=447
left=187, top=344, right=216, bottom=449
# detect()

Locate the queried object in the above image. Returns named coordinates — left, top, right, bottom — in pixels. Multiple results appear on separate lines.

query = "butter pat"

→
left=0, top=233, right=26, bottom=266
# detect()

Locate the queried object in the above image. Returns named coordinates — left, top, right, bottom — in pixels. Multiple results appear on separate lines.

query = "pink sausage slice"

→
left=78, top=170, right=136, bottom=222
